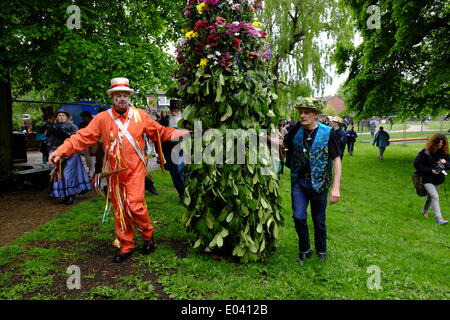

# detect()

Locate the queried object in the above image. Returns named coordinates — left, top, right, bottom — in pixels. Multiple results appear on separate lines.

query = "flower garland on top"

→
left=174, top=0, right=272, bottom=86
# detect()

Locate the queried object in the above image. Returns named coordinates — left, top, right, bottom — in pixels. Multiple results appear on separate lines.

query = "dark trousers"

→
left=163, top=142, right=186, bottom=199
left=347, top=141, right=355, bottom=155
left=291, top=176, right=328, bottom=254
left=169, top=161, right=186, bottom=199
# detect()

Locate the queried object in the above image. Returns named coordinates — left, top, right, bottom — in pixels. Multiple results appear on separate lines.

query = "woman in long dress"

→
left=46, top=109, right=92, bottom=204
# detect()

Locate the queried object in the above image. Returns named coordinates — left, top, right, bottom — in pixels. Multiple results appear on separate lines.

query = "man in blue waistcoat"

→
left=283, top=97, right=342, bottom=262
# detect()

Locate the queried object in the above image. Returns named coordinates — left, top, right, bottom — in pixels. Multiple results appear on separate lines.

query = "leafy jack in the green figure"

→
left=172, top=0, right=284, bottom=262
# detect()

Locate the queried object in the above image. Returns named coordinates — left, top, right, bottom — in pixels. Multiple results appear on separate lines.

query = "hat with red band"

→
left=107, top=77, right=135, bottom=96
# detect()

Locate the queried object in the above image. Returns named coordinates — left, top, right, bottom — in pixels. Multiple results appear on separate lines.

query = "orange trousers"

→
left=113, top=201, right=154, bottom=254
left=111, top=165, right=154, bottom=254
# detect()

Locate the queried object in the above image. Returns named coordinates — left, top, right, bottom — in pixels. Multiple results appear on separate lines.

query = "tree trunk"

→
left=0, top=71, right=13, bottom=175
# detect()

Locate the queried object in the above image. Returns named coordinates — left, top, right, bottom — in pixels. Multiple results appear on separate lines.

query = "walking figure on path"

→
left=372, top=126, right=390, bottom=160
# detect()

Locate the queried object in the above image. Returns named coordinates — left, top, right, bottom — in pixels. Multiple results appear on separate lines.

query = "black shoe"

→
left=64, top=195, right=74, bottom=205
left=318, top=253, right=326, bottom=261
left=113, top=252, right=132, bottom=263
left=148, top=185, right=160, bottom=195
left=145, top=179, right=160, bottom=195
left=297, top=250, right=313, bottom=263
left=142, top=239, right=156, bottom=255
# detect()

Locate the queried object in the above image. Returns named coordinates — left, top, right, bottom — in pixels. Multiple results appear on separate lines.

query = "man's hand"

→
left=176, top=129, right=192, bottom=140
left=329, top=187, right=340, bottom=204
left=48, top=151, right=60, bottom=166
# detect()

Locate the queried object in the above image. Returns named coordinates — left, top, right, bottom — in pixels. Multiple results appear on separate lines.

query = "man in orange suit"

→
left=49, top=78, right=189, bottom=262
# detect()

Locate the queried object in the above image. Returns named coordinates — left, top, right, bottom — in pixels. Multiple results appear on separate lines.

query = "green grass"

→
left=358, top=130, right=445, bottom=141
left=426, top=121, right=450, bottom=131
left=0, top=143, right=449, bottom=300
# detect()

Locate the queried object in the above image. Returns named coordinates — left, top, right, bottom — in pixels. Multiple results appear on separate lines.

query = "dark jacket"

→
left=158, top=116, right=170, bottom=128
left=45, top=122, right=78, bottom=153
left=334, top=128, right=347, bottom=155
left=373, top=130, right=390, bottom=148
left=414, top=148, right=450, bottom=185
left=283, top=122, right=301, bottom=168
left=345, top=129, right=358, bottom=142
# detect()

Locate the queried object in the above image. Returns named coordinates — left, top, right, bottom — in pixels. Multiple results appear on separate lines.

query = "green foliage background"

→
left=334, top=0, right=450, bottom=119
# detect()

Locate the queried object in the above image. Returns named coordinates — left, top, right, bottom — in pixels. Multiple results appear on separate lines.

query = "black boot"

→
left=64, top=195, right=74, bottom=205
left=142, top=239, right=156, bottom=255
left=145, top=177, right=160, bottom=195
left=297, top=250, right=313, bottom=263
left=113, top=251, right=132, bottom=263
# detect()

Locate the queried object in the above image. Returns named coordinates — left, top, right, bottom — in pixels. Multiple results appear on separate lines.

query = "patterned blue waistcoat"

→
left=291, top=122, right=333, bottom=193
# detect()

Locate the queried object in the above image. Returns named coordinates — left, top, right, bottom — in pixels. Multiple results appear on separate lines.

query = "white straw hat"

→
left=106, top=77, right=135, bottom=96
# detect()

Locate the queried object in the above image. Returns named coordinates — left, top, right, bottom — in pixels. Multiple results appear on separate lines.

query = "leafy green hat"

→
left=294, top=97, right=325, bottom=113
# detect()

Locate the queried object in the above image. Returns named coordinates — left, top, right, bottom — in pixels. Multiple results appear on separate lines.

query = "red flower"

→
left=219, top=52, right=231, bottom=68
left=232, top=38, right=241, bottom=49
left=194, top=20, right=210, bottom=31
left=194, top=42, right=207, bottom=56
left=259, top=31, right=267, bottom=38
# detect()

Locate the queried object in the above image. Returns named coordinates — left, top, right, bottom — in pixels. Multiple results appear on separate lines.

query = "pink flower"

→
left=249, top=29, right=260, bottom=36
left=215, top=17, right=227, bottom=25
left=231, top=4, right=241, bottom=11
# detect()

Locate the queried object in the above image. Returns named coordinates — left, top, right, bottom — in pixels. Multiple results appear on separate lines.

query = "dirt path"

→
left=0, top=187, right=97, bottom=247
left=0, top=151, right=160, bottom=248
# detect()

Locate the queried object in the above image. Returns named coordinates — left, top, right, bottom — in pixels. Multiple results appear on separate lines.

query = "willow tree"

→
left=260, top=0, right=353, bottom=116
left=172, top=0, right=283, bottom=262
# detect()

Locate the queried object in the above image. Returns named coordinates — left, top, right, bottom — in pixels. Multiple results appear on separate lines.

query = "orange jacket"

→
left=56, top=106, right=176, bottom=170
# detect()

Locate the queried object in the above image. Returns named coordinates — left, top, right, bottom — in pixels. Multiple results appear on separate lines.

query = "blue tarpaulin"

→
left=59, top=101, right=110, bottom=128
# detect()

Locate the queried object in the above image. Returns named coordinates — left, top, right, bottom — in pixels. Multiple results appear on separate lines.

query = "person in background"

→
left=161, top=99, right=186, bottom=202
left=414, top=134, right=450, bottom=225
left=37, top=115, right=53, bottom=164
left=46, top=109, right=93, bottom=205
left=372, top=126, right=390, bottom=160
left=319, top=115, right=330, bottom=126
left=158, top=108, right=170, bottom=127
left=345, top=125, right=358, bottom=156
left=277, top=118, right=288, bottom=174
left=92, top=108, right=107, bottom=175
left=79, top=111, right=96, bottom=179
left=369, top=118, right=378, bottom=137
left=331, top=116, right=347, bottom=158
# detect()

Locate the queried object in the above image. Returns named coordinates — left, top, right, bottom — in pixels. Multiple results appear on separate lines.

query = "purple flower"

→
left=203, top=0, right=221, bottom=5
